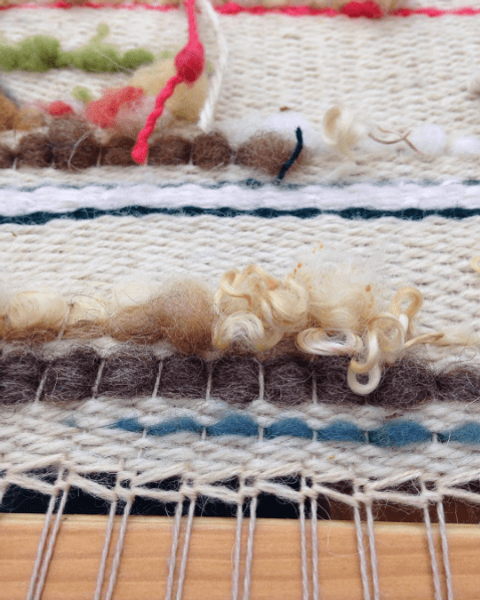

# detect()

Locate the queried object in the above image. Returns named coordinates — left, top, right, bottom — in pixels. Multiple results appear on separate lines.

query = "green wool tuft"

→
left=121, top=49, right=155, bottom=70
left=72, top=86, right=95, bottom=105
left=0, top=45, right=19, bottom=71
left=17, top=36, right=61, bottom=72
left=0, top=25, right=155, bottom=73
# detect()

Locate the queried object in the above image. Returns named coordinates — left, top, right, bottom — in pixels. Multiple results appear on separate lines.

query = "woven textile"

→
left=2, top=2, right=480, bottom=599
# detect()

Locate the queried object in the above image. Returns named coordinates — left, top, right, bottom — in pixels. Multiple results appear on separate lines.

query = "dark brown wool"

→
left=191, top=132, right=232, bottom=170
left=101, top=135, right=136, bottom=167
left=210, top=356, right=260, bottom=405
left=263, top=355, right=313, bottom=405
left=368, top=360, right=437, bottom=407
left=236, top=133, right=297, bottom=176
left=42, top=347, right=102, bottom=403
left=435, top=366, right=480, bottom=402
left=159, top=354, right=209, bottom=399
left=16, top=133, right=52, bottom=168
left=97, top=346, right=158, bottom=398
left=0, top=143, right=15, bottom=168
left=49, top=118, right=100, bottom=170
left=0, top=351, right=44, bottom=405
left=148, top=135, right=192, bottom=166
left=313, top=356, right=361, bottom=404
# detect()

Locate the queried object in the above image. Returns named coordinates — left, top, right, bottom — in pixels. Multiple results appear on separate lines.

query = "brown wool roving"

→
left=0, top=351, right=44, bottom=405
left=106, top=280, right=214, bottom=354
left=148, top=135, right=192, bottom=166
left=48, top=118, right=100, bottom=170
left=42, top=347, right=102, bottom=403
left=97, top=346, right=158, bottom=398
left=160, top=354, right=209, bottom=399
left=263, top=355, right=313, bottom=405
left=101, top=135, right=136, bottom=167
left=210, top=356, right=260, bottom=405
left=235, top=132, right=298, bottom=176
left=16, top=133, right=52, bottom=168
left=0, top=92, right=18, bottom=132
left=191, top=132, right=232, bottom=170
left=158, top=281, right=214, bottom=354
left=0, top=143, right=15, bottom=168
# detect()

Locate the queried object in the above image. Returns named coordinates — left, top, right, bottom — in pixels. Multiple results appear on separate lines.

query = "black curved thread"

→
left=275, top=127, right=304, bottom=184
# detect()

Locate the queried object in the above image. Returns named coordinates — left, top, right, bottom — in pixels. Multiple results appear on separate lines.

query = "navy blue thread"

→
left=275, top=127, right=304, bottom=184
left=3, top=205, right=480, bottom=226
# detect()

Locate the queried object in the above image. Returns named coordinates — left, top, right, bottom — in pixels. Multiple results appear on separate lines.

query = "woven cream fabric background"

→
left=2, top=7, right=480, bottom=183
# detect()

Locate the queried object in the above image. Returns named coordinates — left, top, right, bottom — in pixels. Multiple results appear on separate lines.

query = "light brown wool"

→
left=16, top=133, right=52, bottom=168
left=48, top=118, right=101, bottom=170
left=2, top=291, right=69, bottom=342
left=101, top=135, right=136, bottom=167
left=235, top=132, right=300, bottom=176
left=148, top=135, right=192, bottom=166
left=0, top=143, right=15, bottom=168
left=191, top=132, right=232, bottom=169
left=80, top=280, right=215, bottom=354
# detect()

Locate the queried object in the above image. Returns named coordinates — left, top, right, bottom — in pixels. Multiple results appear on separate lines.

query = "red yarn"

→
left=48, top=101, right=75, bottom=118
left=5, top=3, right=480, bottom=18
left=85, top=86, right=144, bottom=129
left=341, top=1, right=383, bottom=18
left=132, top=0, right=205, bottom=164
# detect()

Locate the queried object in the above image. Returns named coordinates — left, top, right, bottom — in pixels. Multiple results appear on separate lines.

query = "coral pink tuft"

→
left=86, top=86, right=144, bottom=129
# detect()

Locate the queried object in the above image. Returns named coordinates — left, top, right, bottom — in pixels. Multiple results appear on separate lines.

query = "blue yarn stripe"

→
left=3, top=205, right=480, bottom=226
left=107, top=417, right=480, bottom=447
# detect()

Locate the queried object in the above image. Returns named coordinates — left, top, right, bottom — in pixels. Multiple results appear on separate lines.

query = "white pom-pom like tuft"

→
left=450, top=136, right=480, bottom=156
left=407, top=124, right=446, bottom=155
left=218, top=111, right=324, bottom=150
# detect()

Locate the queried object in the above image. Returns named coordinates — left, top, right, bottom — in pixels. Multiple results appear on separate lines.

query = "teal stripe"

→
left=3, top=205, right=480, bottom=226
left=106, top=417, right=480, bottom=448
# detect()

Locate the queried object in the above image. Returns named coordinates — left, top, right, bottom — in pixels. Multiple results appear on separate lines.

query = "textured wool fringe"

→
left=0, top=260, right=470, bottom=395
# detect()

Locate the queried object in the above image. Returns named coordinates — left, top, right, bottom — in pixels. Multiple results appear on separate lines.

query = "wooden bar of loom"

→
left=1, top=514, right=479, bottom=599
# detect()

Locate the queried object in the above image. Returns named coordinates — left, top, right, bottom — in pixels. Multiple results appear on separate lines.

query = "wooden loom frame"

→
left=1, top=514, right=479, bottom=599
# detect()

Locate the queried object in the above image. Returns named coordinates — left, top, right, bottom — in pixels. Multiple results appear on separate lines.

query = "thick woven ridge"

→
left=1, top=350, right=480, bottom=408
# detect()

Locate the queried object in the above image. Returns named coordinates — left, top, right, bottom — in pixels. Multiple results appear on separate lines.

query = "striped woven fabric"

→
left=1, top=2, right=480, bottom=599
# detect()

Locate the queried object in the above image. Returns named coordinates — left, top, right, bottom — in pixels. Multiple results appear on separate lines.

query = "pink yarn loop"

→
left=132, top=0, right=204, bottom=165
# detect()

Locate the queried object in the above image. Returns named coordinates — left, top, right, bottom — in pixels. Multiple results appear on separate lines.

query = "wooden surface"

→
left=0, top=514, right=479, bottom=600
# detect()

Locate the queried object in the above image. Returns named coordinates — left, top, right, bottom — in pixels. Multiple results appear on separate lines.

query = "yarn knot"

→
left=175, top=43, right=205, bottom=84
